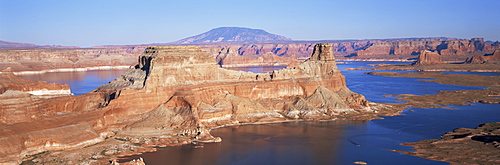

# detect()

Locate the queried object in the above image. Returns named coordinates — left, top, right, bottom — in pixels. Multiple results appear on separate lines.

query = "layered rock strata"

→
left=206, top=46, right=301, bottom=67
left=465, top=48, right=500, bottom=64
left=412, top=50, right=443, bottom=66
left=3, top=38, right=498, bottom=74
left=0, top=47, right=142, bottom=73
left=0, top=43, right=373, bottom=164
left=354, top=38, right=498, bottom=60
left=0, top=69, right=72, bottom=96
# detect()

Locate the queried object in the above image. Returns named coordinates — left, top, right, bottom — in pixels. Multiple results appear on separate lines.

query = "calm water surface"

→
left=18, top=69, right=128, bottom=95
left=19, top=62, right=500, bottom=165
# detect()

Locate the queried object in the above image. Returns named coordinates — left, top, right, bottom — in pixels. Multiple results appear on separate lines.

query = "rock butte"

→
left=412, top=50, right=443, bottom=66
left=1, top=43, right=385, bottom=164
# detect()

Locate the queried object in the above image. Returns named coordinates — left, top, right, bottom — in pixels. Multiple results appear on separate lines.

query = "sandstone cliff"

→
left=0, top=69, right=71, bottom=96
left=412, top=50, right=443, bottom=66
left=3, top=37, right=497, bottom=73
left=465, top=48, right=500, bottom=64
left=0, top=47, right=143, bottom=73
left=353, top=38, right=499, bottom=60
left=0, top=43, right=378, bottom=164
left=204, top=46, right=301, bottom=67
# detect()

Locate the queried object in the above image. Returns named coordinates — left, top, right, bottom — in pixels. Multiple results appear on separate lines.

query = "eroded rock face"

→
left=0, top=47, right=142, bottom=73
left=207, top=46, right=301, bottom=67
left=0, top=43, right=371, bottom=164
left=465, top=48, right=500, bottom=64
left=97, top=43, right=370, bottom=131
left=0, top=70, right=71, bottom=95
left=354, top=38, right=498, bottom=59
left=412, top=50, right=443, bottom=66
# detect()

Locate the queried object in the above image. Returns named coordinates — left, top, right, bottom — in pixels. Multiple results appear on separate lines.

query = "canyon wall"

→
left=354, top=38, right=499, bottom=60
left=2, top=38, right=498, bottom=73
left=0, top=44, right=379, bottom=164
left=203, top=46, right=301, bottom=67
left=0, top=47, right=144, bottom=73
left=465, top=48, right=500, bottom=64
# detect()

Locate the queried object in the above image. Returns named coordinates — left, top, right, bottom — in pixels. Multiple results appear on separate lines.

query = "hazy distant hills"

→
left=0, top=40, right=41, bottom=48
left=0, top=40, right=79, bottom=48
left=171, top=27, right=293, bottom=44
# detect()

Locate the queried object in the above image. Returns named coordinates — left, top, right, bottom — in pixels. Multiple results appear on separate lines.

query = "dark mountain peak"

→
left=172, top=27, right=293, bottom=44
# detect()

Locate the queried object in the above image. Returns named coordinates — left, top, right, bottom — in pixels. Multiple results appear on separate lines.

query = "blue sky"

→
left=1, top=0, right=499, bottom=47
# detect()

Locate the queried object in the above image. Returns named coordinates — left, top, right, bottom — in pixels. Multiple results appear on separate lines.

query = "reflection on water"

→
left=18, top=69, right=128, bottom=95
left=123, top=121, right=364, bottom=165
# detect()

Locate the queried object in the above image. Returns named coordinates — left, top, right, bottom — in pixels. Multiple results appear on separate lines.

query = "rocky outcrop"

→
left=465, top=48, right=500, bottom=64
left=0, top=69, right=71, bottom=96
left=0, top=47, right=143, bottom=73
left=401, top=122, right=500, bottom=164
left=0, top=43, right=386, bottom=164
left=97, top=43, right=371, bottom=129
left=412, top=50, right=443, bottom=66
left=353, top=38, right=499, bottom=60
left=205, top=46, right=301, bottom=67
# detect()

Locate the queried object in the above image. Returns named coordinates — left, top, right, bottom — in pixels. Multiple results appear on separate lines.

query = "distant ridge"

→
left=171, top=27, right=293, bottom=44
left=0, top=40, right=40, bottom=48
left=0, top=40, right=79, bottom=48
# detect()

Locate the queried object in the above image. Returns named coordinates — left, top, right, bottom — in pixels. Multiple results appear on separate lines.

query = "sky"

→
left=1, top=0, right=499, bottom=47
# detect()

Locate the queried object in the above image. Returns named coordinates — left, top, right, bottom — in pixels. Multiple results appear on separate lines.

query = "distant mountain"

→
left=171, top=27, right=293, bottom=44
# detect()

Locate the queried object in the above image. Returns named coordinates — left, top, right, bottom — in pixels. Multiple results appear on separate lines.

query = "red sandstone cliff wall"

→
left=1, top=38, right=497, bottom=73
left=0, top=47, right=142, bottom=72
left=465, top=48, right=500, bottom=64
left=354, top=38, right=498, bottom=60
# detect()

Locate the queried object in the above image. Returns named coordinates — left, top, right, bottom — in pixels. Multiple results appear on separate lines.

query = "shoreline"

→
left=115, top=102, right=402, bottom=162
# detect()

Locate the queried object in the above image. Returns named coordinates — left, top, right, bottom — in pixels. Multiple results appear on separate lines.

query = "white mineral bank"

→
left=27, top=90, right=73, bottom=96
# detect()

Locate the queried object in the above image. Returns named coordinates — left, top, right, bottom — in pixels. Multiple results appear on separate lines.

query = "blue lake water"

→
left=18, top=69, right=129, bottom=95
left=18, top=62, right=500, bottom=165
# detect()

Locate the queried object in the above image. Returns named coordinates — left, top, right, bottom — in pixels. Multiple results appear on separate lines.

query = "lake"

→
left=18, top=62, right=500, bottom=165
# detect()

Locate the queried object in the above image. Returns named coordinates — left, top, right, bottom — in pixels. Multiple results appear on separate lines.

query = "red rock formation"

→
left=412, top=50, right=443, bottom=66
left=0, top=69, right=71, bottom=95
left=205, top=46, right=301, bottom=67
left=0, top=44, right=372, bottom=164
left=354, top=38, right=499, bottom=60
left=465, top=48, right=500, bottom=64
left=0, top=47, right=143, bottom=73
left=5, top=38, right=496, bottom=74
